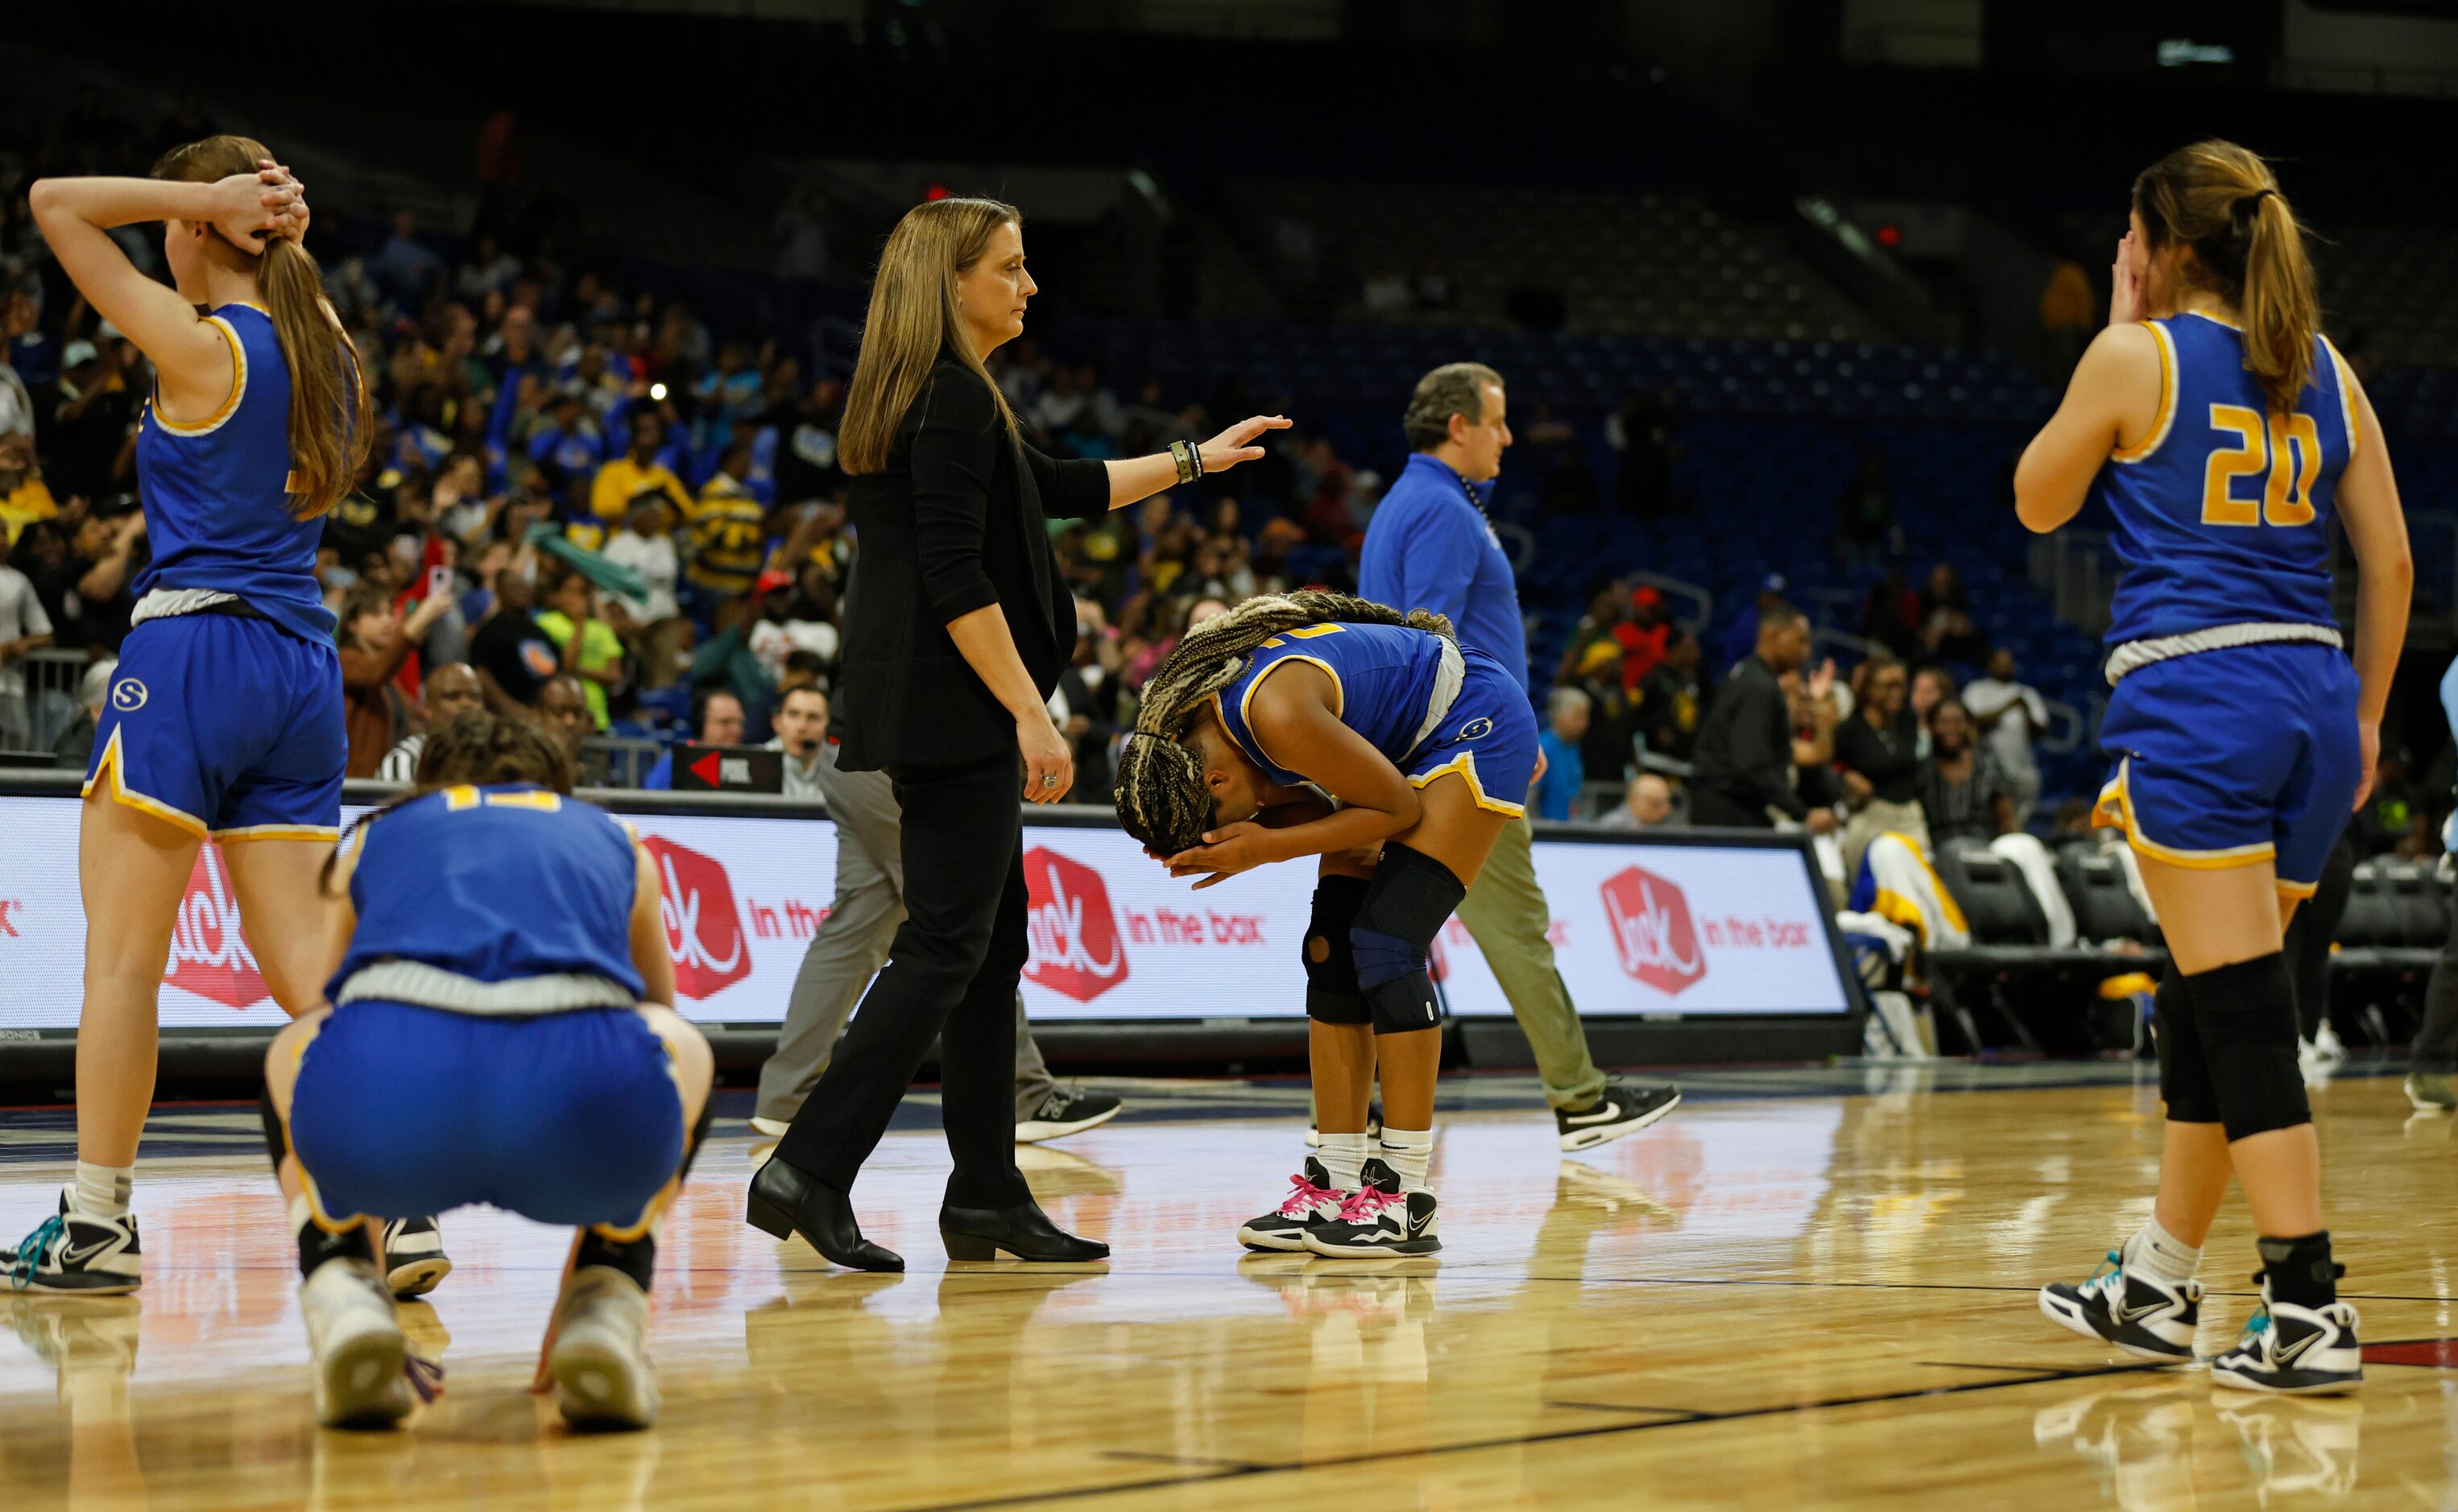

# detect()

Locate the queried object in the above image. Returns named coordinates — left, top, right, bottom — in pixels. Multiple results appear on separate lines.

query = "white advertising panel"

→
left=0, top=795, right=1852, bottom=1029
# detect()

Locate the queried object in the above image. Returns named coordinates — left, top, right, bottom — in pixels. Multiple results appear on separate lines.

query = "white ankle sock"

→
left=71, top=1163, right=133, bottom=1221
left=1318, top=1134, right=1369, bottom=1192
left=2124, top=1216, right=2201, bottom=1288
left=1379, top=1127, right=1434, bottom=1193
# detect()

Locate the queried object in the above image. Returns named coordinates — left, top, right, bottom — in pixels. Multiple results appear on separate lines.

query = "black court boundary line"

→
left=901, top=1360, right=2175, bottom=1512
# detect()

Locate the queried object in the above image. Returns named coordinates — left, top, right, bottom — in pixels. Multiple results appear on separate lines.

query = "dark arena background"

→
left=6, top=1, right=2458, bottom=1504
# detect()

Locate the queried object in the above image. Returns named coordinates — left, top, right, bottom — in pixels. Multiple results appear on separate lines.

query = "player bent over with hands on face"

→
left=1115, top=590, right=1540, bottom=1258
left=263, top=710, right=714, bottom=1430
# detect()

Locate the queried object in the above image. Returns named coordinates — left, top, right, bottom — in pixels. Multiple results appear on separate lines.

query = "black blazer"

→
left=834, top=359, right=1108, bottom=772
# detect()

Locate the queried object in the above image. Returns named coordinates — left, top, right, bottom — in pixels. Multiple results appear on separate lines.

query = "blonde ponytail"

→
left=2236, top=189, right=2320, bottom=416
left=2133, top=139, right=2319, bottom=415
left=154, top=134, right=370, bottom=518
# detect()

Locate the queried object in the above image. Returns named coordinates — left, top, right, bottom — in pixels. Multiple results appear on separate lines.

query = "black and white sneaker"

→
left=1015, top=1089, right=1123, bottom=1145
left=2039, top=1250, right=2203, bottom=1361
left=2210, top=1285, right=2364, bottom=1395
left=381, top=1217, right=452, bottom=1299
left=1236, top=1159, right=1347, bottom=1252
left=2, top=1192, right=143, bottom=1295
left=1557, top=1084, right=1681, bottom=1152
left=1305, top=1101, right=1382, bottom=1149
left=1303, top=1159, right=1440, bottom=1258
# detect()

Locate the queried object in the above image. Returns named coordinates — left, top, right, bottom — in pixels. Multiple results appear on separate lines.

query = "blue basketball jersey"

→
left=134, top=304, right=336, bottom=643
left=2094, top=312, right=2359, bottom=650
left=1212, top=621, right=1450, bottom=787
left=328, top=784, right=644, bottom=1002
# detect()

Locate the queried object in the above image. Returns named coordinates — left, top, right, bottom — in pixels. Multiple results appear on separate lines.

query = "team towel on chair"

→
left=1848, top=831, right=1970, bottom=952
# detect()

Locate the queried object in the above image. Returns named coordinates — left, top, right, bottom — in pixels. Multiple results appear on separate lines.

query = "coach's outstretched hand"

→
left=1199, top=415, right=1293, bottom=474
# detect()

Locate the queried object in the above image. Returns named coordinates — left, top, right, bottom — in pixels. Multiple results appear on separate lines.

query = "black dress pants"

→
left=776, top=749, right=1032, bottom=1210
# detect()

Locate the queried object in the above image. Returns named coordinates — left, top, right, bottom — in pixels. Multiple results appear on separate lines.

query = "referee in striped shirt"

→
left=375, top=663, right=484, bottom=782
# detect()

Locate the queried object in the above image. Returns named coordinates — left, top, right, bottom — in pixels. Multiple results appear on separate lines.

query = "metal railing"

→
left=584, top=736, right=671, bottom=790
left=10, top=649, right=93, bottom=756
left=1623, top=570, right=1713, bottom=635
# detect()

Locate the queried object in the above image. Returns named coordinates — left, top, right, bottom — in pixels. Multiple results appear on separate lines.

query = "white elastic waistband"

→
left=337, top=960, right=640, bottom=1016
left=1409, top=639, right=1467, bottom=752
left=132, top=588, right=242, bottom=624
left=2106, top=622, right=2344, bottom=685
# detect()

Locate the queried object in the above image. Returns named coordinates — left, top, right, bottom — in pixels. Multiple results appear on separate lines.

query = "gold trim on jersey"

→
left=1231, top=653, right=1346, bottom=777
left=149, top=314, right=247, bottom=436
left=2111, top=321, right=2178, bottom=464
left=81, top=727, right=210, bottom=840
left=1408, top=750, right=1527, bottom=816
left=2320, top=334, right=2361, bottom=457
left=2092, top=758, right=2276, bottom=870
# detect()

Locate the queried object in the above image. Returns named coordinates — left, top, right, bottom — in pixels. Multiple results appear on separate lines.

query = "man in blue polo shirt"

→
left=1359, top=363, right=1680, bottom=1151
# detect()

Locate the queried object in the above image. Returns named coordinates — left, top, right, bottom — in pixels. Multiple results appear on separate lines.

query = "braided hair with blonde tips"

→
left=1112, top=590, right=1454, bottom=855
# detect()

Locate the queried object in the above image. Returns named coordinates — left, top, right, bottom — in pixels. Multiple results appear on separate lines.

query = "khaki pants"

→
left=1455, top=814, right=1608, bottom=1111
left=1842, top=799, right=1930, bottom=882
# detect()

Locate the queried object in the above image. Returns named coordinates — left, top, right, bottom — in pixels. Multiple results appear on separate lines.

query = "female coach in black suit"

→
left=747, top=197, right=1288, bottom=1268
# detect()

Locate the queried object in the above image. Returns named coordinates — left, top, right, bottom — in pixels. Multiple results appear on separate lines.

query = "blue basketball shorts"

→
left=1404, top=650, right=1540, bottom=817
left=84, top=613, right=344, bottom=841
left=2092, top=641, right=2361, bottom=899
left=288, top=1002, right=686, bottom=1233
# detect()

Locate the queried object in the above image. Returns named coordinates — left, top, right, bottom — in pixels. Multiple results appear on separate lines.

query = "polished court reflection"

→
left=5, top=1068, right=2458, bottom=1508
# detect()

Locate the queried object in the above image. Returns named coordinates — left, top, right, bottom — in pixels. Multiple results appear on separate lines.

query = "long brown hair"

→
left=1113, top=591, right=1455, bottom=855
left=2133, top=140, right=2320, bottom=415
left=839, top=197, right=1021, bottom=475
left=153, top=134, right=371, bottom=518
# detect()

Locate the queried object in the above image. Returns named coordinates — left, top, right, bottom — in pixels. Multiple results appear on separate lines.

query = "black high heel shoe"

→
left=747, top=1155, right=904, bottom=1272
left=939, top=1200, right=1110, bottom=1263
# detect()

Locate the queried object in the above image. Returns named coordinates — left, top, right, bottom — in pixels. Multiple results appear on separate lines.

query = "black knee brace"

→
left=1349, top=843, right=1466, bottom=1035
left=2187, top=952, right=2310, bottom=1142
left=261, top=1085, right=289, bottom=1173
left=1306, top=874, right=1372, bottom=1026
left=2151, top=966, right=2222, bottom=1124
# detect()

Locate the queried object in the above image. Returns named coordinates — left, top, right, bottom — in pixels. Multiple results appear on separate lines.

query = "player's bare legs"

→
left=74, top=792, right=201, bottom=1171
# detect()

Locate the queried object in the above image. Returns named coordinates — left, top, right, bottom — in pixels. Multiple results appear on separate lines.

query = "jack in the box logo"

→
left=165, top=845, right=270, bottom=1008
left=642, top=836, right=751, bottom=999
left=1600, top=865, right=1706, bottom=996
left=1022, top=847, right=1128, bottom=1002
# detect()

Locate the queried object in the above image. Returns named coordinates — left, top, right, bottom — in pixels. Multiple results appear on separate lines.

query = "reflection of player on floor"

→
left=2, top=139, right=376, bottom=1296
left=752, top=685, right=1122, bottom=1144
left=1119, top=590, right=1542, bottom=1258
left=262, top=713, right=714, bottom=1430
left=2020, top=141, right=2410, bottom=1395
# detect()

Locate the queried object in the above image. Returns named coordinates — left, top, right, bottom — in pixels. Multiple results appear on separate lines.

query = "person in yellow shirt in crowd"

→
left=686, top=436, right=768, bottom=606
left=534, top=564, right=627, bottom=729
left=590, top=409, right=693, bottom=532
left=0, top=436, right=60, bottom=546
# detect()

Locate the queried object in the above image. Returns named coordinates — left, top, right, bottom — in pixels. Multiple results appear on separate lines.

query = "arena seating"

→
left=1227, top=180, right=1877, bottom=342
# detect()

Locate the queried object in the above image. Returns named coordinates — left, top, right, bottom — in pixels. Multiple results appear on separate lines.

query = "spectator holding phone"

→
left=337, top=581, right=450, bottom=776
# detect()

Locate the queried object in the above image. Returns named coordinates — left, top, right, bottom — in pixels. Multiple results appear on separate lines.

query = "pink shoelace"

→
left=1333, top=1185, right=1402, bottom=1224
left=1278, top=1171, right=1340, bottom=1218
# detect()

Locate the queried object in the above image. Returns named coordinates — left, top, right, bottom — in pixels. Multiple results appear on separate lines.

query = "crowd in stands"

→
left=0, top=95, right=2442, bottom=868
left=0, top=98, right=1406, bottom=797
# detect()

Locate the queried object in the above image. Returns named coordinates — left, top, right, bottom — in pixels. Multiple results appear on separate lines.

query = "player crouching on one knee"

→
left=261, top=710, right=714, bottom=1431
left=1116, top=590, right=1541, bottom=1260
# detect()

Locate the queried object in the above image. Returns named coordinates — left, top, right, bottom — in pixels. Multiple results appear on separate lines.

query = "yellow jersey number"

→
left=2202, top=404, right=2320, bottom=528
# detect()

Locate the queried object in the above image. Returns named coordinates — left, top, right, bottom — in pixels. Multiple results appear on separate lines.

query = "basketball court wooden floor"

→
left=6, top=1064, right=2458, bottom=1510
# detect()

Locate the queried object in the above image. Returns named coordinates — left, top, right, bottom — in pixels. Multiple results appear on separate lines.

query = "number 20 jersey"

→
left=2092, top=311, right=2358, bottom=651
